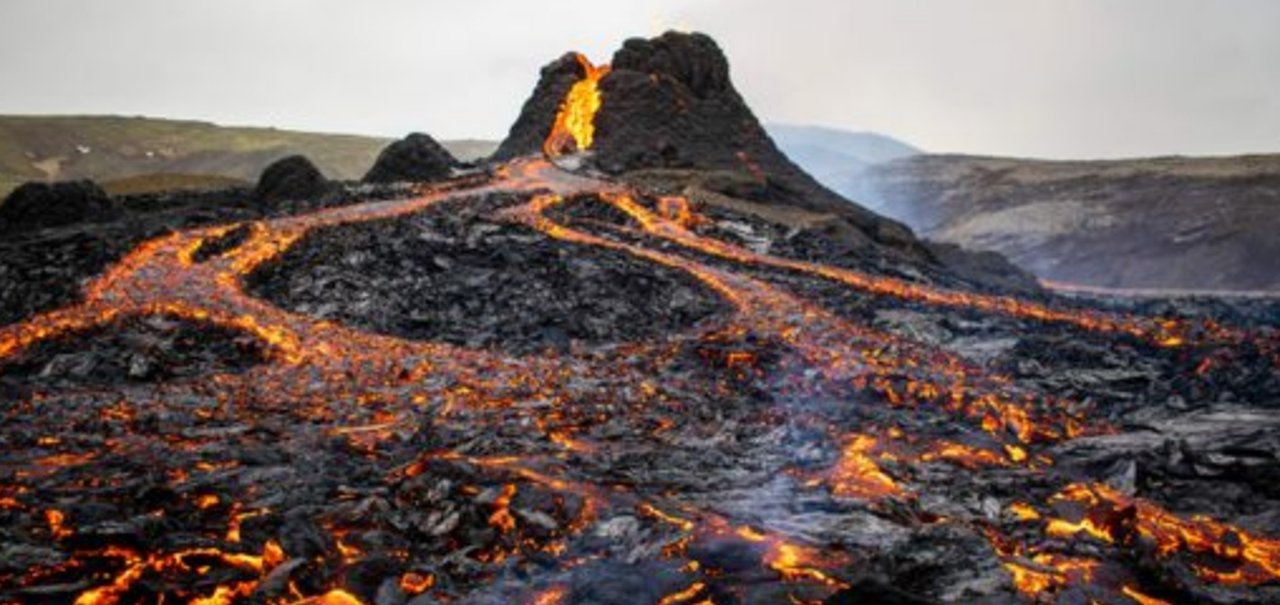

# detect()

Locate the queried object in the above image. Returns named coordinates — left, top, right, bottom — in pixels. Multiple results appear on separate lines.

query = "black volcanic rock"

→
left=611, top=32, right=730, bottom=98
left=494, top=32, right=922, bottom=251
left=247, top=193, right=729, bottom=355
left=492, top=53, right=591, bottom=161
left=0, top=180, right=115, bottom=231
left=824, top=582, right=939, bottom=605
left=592, top=33, right=875, bottom=220
left=0, top=314, right=265, bottom=396
left=363, top=132, right=458, bottom=184
left=254, top=155, right=329, bottom=203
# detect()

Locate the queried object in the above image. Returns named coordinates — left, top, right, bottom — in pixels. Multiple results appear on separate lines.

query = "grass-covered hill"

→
left=0, top=115, right=496, bottom=196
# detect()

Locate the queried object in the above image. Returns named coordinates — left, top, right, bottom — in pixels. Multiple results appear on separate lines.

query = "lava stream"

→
left=0, top=157, right=1274, bottom=605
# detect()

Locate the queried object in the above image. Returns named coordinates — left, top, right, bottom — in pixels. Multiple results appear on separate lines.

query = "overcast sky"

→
left=1, top=0, right=1277, bottom=158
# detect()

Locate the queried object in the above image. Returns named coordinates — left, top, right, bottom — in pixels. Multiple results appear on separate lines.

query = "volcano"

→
left=496, top=34, right=916, bottom=247
left=1, top=32, right=1279, bottom=605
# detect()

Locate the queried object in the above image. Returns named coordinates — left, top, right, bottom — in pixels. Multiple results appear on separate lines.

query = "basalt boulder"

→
left=0, top=180, right=116, bottom=232
left=254, top=154, right=330, bottom=203
left=363, top=132, right=458, bottom=184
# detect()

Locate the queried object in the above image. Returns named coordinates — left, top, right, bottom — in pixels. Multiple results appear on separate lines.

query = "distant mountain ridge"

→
left=769, top=125, right=1280, bottom=292
left=856, top=153, right=1280, bottom=292
left=0, top=115, right=496, bottom=196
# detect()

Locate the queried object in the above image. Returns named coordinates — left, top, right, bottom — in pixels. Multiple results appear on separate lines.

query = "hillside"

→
left=858, top=154, right=1280, bottom=292
left=0, top=115, right=497, bottom=196
left=767, top=123, right=919, bottom=199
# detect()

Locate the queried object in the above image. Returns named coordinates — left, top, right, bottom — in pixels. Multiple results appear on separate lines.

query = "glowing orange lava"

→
left=543, top=53, right=610, bottom=156
left=1046, top=482, right=1280, bottom=585
left=822, top=434, right=906, bottom=501
left=0, top=154, right=1272, bottom=605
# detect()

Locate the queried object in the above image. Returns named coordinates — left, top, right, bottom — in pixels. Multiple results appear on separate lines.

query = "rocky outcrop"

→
left=362, top=133, right=458, bottom=184
left=593, top=33, right=887, bottom=225
left=591, top=32, right=767, bottom=176
left=253, top=155, right=330, bottom=203
left=0, top=180, right=115, bottom=231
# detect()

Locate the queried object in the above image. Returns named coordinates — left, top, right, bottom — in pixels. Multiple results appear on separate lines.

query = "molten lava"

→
left=0, top=149, right=1273, bottom=605
left=543, top=53, right=610, bottom=156
left=1045, top=482, right=1280, bottom=585
left=821, top=434, right=905, bottom=501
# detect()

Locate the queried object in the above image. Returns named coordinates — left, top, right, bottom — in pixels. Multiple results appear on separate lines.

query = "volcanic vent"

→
left=0, top=30, right=1278, bottom=605
left=494, top=32, right=913, bottom=240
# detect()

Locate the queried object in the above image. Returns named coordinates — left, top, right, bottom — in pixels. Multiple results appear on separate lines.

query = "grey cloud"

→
left=0, top=0, right=1276, bottom=158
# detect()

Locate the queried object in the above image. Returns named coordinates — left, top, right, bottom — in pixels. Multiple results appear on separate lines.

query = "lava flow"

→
left=2, top=39, right=1279, bottom=605
left=543, top=53, right=611, bottom=157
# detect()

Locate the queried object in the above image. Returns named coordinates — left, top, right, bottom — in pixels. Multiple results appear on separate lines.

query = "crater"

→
left=246, top=193, right=730, bottom=355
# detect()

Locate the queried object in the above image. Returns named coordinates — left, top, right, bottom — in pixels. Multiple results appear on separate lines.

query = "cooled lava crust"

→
left=247, top=193, right=729, bottom=354
left=0, top=314, right=266, bottom=395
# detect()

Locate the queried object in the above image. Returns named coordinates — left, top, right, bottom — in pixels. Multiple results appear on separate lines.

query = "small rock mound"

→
left=254, top=155, right=330, bottom=203
left=247, top=194, right=729, bottom=355
left=0, top=314, right=266, bottom=395
left=363, top=133, right=458, bottom=184
left=0, top=180, right=115, bottom=232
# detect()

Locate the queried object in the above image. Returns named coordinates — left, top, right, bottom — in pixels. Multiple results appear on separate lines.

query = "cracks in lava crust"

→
left=245, top=192, right=728, bottom=355
left=0, top=156, right=1277, bottom=605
